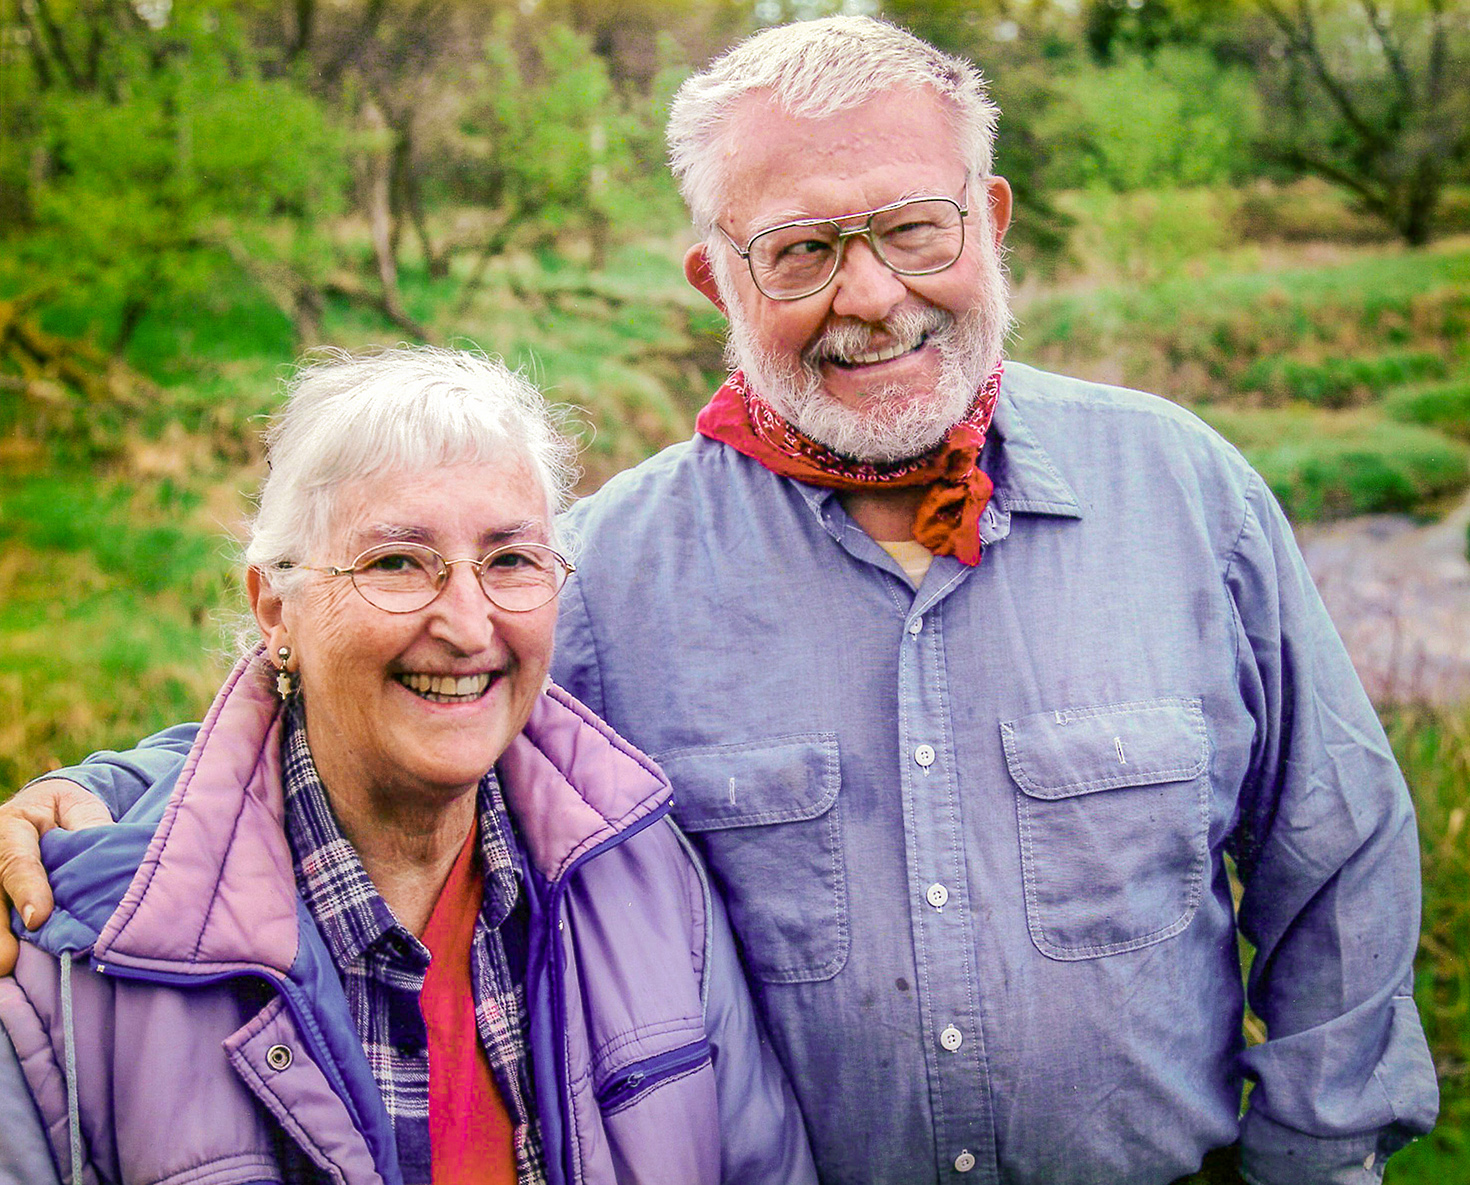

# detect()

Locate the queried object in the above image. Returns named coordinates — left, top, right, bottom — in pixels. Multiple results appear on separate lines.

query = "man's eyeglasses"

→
left=718, top=194, right=968, bottom=302
left=294, top=541, right=575, bottom=614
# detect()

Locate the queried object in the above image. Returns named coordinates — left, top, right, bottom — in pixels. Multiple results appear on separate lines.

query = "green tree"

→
left=1250, top=0, right=1469, bottom=245
left=1, top=0, right=348, bottom=351
left=1039, top=45, right=1261, bottom=191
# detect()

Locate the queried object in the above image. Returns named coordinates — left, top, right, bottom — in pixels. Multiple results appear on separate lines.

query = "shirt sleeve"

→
left=1225, top=474, right=1438, bottom=1183
left=25, top=724, right=199, bottom=821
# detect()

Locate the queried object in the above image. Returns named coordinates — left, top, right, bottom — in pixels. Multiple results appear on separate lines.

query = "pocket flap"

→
left=1001, top=697, right=1208, bottom=800
left=655, top=734, right=840, bottom=830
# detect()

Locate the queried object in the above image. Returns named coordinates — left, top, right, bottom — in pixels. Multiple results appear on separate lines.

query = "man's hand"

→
left=0, top=778, right=113, bottom=975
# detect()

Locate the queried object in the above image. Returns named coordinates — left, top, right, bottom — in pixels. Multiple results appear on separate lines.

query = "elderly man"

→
left=0, top=16, right=1439, bottom=1185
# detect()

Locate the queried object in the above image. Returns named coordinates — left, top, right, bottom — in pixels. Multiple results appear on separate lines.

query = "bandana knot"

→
left=694, top=364, right=1002, bottom=566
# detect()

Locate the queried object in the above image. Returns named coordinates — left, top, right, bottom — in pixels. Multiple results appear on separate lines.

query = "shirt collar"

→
left=789, top=379, right=1083, bottom=532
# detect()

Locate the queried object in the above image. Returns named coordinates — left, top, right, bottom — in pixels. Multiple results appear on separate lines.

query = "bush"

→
left=1385, top=377, right=1470, bottom=442
left=1041, top=46, right=1260, bottom=192
left=1197, top=405, right=1470, bottom=521
left=1237, top=351, right=1448, bottom=408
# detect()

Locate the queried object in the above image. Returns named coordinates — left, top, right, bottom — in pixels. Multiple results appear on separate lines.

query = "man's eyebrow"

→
left=745, top=191, right=957, bottom=236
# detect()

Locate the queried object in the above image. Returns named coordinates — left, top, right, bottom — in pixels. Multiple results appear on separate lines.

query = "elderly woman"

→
left=0, top=348, right=814, bottom=1185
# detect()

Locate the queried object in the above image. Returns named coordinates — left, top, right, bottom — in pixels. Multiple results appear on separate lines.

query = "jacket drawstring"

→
left=59, top=951, right=83, bottom=1185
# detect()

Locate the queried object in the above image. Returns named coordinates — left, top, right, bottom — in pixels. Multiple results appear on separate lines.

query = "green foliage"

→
left=1380, top=708, right=1470, bottom=1180
left=1059, top=186, right=1241, bottom=282
left=1385, top=378, right=1470, bottom=442
left=1238, top=350, right=1447, bottom=409
left=1248, top=0, right=1470, bottom=245
left=2, top=2, right=347, bottom=355
left=1196, top=405, right=1470, bottom=521
left=455, top=18, right=685, bottom=256
left=1040, top=46, right=1260, bottom=191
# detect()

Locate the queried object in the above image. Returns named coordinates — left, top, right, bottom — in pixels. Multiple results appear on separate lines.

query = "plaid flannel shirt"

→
left=281, top=708, right=547, bottom=1185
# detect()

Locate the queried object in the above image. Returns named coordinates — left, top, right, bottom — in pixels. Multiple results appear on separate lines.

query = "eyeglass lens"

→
left=748, top=198, right=964, bottom=299
left=348, top=542, right=567, bottom=613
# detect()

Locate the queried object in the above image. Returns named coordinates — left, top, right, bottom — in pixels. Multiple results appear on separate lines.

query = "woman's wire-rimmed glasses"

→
left=718, top=194, right=968, bottom=301
left=293, top=541, right=575, bottom=614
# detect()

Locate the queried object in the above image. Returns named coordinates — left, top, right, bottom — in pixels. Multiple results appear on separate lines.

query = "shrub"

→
left=1196, top=405, right=1470, bottom=521
left=1236, top=351, right=1448, bottom=408
left=1385, top=377, right=1470, bottom=442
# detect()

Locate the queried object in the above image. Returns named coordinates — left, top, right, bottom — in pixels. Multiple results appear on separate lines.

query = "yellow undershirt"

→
left=878, top=539, right=934, bottom=587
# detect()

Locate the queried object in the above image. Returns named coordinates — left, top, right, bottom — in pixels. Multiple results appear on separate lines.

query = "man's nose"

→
left=828, top=235, right=908, bottom=322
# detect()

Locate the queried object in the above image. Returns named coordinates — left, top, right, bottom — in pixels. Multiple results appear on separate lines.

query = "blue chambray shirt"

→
left=551, top=362, right=1438, bottom=1185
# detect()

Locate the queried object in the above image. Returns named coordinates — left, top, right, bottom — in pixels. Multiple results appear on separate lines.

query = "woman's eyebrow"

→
left=480, top=521, right=544, bottom=548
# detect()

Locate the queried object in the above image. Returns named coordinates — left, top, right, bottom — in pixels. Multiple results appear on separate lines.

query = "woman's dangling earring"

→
left=275, top=646, right=299, bottom=700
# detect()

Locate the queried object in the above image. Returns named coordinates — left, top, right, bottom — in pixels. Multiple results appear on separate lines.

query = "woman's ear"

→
left=248, top=567, right=292, bottom=659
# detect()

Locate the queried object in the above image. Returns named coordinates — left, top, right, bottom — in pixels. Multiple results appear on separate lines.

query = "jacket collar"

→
left=93, top=651, right=671, bottom=976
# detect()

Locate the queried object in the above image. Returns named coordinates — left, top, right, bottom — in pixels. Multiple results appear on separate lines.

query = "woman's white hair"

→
left=667, top=15, right=1000, bottom=234
left=245, top=345, right=579, bottom=597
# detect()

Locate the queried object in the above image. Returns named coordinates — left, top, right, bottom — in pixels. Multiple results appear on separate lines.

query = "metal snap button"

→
left=266, top=1044, right=293, bottom=1071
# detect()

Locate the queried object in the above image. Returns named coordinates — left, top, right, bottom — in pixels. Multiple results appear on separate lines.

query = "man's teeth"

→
left=399, top=673, right=492, bottom=701
left=834, top=335, right=924, bottom=366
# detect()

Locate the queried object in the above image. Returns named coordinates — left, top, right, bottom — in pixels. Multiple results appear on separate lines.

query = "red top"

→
left=421, top=821, right=517, bottom=1185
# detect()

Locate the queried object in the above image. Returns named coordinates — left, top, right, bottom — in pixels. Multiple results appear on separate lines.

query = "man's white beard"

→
left=718, top=234, right=1013, bottom=464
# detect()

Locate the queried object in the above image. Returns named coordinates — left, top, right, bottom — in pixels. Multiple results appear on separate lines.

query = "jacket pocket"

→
left=657, top=734, right=847, bottom=984
left=1000, top=697, right=1210, bottom=961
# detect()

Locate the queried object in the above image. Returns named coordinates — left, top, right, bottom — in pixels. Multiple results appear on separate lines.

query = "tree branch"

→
left=1258, top=0, right=1387, bottom=153
left=1360, top=0, right=1413, bottom=109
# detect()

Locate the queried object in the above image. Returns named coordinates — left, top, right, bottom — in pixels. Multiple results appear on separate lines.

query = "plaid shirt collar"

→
left=281, top=703, right=523, bottom=965
left=277, top=703, right=544, bottom=1185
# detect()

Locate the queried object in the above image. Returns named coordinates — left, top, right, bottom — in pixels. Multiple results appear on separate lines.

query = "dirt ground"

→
left=1297, top=492, right=1470, bottom=709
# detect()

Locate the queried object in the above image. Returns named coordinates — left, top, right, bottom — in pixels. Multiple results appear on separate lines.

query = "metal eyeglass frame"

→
left=293, top=541, right=576, bottom=614
left=716, top=193, right=969, bottom=302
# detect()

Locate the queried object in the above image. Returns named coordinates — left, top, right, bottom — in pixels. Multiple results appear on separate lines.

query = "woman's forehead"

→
left=329, top=459, right=552, bottom=547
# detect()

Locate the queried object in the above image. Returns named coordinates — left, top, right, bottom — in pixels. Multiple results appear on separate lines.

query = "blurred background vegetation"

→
left=1, top=0, right=1467, bottom=1177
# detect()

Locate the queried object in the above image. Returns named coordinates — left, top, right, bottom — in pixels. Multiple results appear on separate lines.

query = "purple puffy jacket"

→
left=0, top=652, right=816, bottom=1185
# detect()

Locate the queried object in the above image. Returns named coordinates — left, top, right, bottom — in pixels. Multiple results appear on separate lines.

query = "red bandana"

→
left=694, top=365, right=1002, bottom=565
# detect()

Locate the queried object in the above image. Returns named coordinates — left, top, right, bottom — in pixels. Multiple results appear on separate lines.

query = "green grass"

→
left=1381, top=708, right=1470, bottom=1181
left=0, top=471, right=239, bottom=791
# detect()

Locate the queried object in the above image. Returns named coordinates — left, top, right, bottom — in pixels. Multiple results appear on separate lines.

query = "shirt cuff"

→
left=1240, top=1109, right=1409, bottom=1185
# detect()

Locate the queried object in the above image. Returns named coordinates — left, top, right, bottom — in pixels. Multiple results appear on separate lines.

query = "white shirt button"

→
left=908, top=616, right=923, bottom=635
left=914, top=744, right=936, bottom=768
left=939, top=1025, right=963, bottom=1052
left=954, top=1150, right=976, bottom=1173
left=926, top=883, right=949, bottom=909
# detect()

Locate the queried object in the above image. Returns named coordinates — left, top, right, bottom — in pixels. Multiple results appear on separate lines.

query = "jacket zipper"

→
left=592, top=1037, right=713, bottom=1110
left=543, top=798, right=674, bottom=1185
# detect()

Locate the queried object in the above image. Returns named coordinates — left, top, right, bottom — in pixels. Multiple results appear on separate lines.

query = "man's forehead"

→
left=717, top=88, right=967, bottom=229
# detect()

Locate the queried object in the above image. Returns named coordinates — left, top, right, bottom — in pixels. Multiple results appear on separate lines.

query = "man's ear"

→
left=248, top=566, right=292, bottom=659
left=984, top=176, right=1013, bottom=248
left=683, top=243, right=726, bottom=312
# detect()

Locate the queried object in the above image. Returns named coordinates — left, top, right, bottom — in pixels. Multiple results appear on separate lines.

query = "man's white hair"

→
left=667, top=15, right=1000, bottom=233
left=246, top=345, right=579, bottom=597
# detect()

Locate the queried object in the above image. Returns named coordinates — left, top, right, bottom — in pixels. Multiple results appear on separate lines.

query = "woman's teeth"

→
left=398, top=672, right=492, bottom=702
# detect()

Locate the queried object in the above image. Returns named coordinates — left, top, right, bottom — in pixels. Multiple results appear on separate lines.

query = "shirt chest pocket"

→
left=1001, top=697, right=1211, bottom=961
left=657, top=734, right=847, bottom=985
